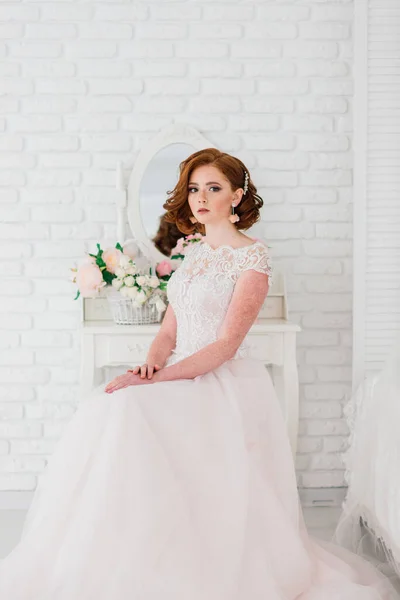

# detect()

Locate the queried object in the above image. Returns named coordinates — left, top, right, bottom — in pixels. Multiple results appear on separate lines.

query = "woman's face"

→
left=187, top=164, right=242, bottom=226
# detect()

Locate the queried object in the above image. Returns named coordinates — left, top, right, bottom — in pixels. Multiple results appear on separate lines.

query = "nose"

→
left=198, top=189, right=208, bottom=203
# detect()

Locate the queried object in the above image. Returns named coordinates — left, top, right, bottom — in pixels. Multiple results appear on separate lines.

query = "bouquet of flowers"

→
left=170, top=233, right=203, bottom=260
left=70, top=241, right=175, bottom=315
left=70, top=234, right=204, bottom=323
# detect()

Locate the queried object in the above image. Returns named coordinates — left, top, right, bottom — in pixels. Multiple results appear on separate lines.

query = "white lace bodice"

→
left=165, top=240, right=273, bottom=366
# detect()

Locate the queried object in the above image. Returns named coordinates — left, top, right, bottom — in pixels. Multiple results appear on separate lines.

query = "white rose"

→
left=120, top=285, right=130, bottom=297
left=119, top=254, right=132, bottom=269
left=136, top=275, right=147, bottom=287
left=124, top=275, right=135, bottom=288
left=122, top=240, right=139, bottom=259
left=126, top=286, right=138, bottom=299
left=148, top=275, right=160, bottom=289
left=134, top=256, right=149, bottom=272
left=125, top=265, right=137, bottom=275
left=136, top=290, right=147, bottom=304
left=115, top=267, right=126, bottom=278
left=112, top=277, right=123, bottom=290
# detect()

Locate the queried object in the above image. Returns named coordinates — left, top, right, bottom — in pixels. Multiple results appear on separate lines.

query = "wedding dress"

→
left=0, top=239, right=398, bottom=599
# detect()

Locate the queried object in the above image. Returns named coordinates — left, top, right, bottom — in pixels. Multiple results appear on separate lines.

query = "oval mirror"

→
left=139, top=142, right=196, bottom=257
left=127, top=123, right=216, bottom=264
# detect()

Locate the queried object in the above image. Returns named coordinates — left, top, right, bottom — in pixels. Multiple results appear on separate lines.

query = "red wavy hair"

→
left=162, top=148, right=263, bottom=235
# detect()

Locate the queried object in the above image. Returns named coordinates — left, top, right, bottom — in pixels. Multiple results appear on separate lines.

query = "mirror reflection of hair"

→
left=152, top=213, right=185, bottom=257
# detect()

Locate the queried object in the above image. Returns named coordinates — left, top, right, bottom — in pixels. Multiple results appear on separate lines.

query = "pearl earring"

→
left=228, top=204, right=240, bottom=224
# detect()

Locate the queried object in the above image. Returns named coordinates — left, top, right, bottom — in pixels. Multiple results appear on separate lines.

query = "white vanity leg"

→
left=272, top=332, right=299, bottom=458
left=79, top=333, right=95, bottom=400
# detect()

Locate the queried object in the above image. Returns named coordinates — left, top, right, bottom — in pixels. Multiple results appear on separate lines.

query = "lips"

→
left=198, top=209, right=209, bottom=213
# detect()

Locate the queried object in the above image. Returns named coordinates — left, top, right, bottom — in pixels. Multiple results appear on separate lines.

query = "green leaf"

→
left=73, top=289, right=80, bottom=300
left=115, top=242, right=123, bottom=252
left=103, top=271, right=115, bottom=285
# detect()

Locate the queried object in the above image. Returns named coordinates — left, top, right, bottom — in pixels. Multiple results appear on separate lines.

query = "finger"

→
left=140, top=364, right=147, bottom=379
left=154, top=364, right=161, bottom=370
left=105, top=376, right=129, bottom=393
left=105, top=380, right=116, bottom=392
left=105, top=381, right=119, bottom=392
left=147, top=366, right=154, bottom=379
left=107, top=382, right=128, bottom=393
left=127, top=366, right=140, bottom=374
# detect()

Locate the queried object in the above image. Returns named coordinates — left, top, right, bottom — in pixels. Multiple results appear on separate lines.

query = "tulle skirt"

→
left=0, top=358, right=398, bottom=599
left=332, top=337, right=400, bottom=585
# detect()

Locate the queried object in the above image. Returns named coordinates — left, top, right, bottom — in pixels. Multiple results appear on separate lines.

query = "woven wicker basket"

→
left=106, top=288, right=165, bottom=325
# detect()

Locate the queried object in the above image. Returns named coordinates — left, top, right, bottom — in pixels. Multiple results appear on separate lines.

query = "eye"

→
left=187, top=186, right=221, bottom=193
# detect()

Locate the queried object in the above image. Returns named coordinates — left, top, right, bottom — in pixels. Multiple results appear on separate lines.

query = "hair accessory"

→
left=243, top=171, right=249, bottom=195
left=228, top=204, right=240, bottom=224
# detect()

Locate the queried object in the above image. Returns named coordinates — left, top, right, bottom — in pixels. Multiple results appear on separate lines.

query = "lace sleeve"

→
left=238, top=243, right=273, bottom=283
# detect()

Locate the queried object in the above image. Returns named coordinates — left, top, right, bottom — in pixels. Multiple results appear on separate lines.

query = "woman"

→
left=0, top=148, right=398, bottom=599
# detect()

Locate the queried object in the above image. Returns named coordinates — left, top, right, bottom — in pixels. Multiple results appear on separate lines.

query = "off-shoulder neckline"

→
left=200, top=239, right=265, bottom=252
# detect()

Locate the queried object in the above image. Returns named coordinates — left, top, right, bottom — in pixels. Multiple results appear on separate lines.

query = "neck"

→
left=203, top=223, right=241, bottom=246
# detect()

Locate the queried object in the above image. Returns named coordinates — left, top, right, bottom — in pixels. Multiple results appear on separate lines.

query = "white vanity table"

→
left=78, top=123, right=301, bottom=456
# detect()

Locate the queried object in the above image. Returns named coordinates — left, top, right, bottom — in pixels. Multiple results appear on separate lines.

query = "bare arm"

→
left=145, top=302, right=177, bottom=367
left=151, top=269, right=270, bottom=383
left=106, top=303, right=177, bottom=392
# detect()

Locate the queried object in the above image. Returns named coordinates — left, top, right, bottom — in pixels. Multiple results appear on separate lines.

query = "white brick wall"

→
left=0, top=0, right=353, bottom=496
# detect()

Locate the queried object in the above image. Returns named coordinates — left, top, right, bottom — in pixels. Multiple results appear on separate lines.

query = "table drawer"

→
left=94, top=332, right=284, bottom=368
left=95, top=335, right=153, bottom=367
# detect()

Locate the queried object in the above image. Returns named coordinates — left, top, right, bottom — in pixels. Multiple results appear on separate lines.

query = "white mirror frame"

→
left=126, top=123, right=217, bottom=264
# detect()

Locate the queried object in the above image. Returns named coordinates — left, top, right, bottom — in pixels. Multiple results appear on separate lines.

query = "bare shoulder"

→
left=236, top=234, right=257, bottom=248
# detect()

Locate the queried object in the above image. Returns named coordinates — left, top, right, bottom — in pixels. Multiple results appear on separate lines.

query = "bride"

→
left=0, top=148, right=398, bottom=599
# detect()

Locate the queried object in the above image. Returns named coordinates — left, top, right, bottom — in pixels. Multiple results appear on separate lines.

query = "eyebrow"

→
left=188, top=181, right=222, bottom=186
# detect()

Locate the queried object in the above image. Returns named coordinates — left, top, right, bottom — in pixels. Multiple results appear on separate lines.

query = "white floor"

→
left=1, top=506, right=399, bottom=593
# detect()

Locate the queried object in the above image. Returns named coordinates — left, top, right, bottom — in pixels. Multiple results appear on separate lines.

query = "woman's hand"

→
left=104, top=372, right=153, bottom=394
left=127, top=363, right=162, bottom=380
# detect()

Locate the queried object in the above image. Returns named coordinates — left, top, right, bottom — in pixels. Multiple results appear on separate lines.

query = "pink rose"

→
left=156, top=260, right=173, bottom=277
left=76, top=260, right=106, bottom=298
left=102, top=247, right=123, bottom=274
left=170, top=238, right=184, bottom=255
